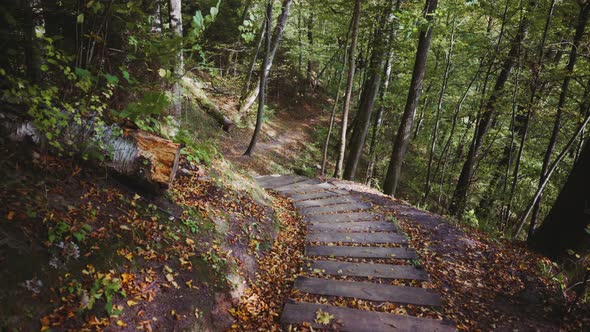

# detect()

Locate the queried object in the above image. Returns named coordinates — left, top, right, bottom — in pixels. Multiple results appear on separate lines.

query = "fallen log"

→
left=181, top=77, right=235, bottom=131
left=109, top=129, right=181, bottom=190
left=1, top=111, right=180, bottom=192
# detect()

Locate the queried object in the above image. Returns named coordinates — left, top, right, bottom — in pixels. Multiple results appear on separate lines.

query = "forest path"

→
left=220, top=97, right=328, bottom=175
left=255, top=175, right=455, bottom=331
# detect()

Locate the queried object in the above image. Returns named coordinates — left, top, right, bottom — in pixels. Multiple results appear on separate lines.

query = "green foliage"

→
left=462, top=209, right=479, bottom=229
left=68, top=266, right=126, bottom=316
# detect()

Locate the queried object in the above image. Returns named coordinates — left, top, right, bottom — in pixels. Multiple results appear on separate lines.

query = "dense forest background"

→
left=1, top=0, right=590, bottom=329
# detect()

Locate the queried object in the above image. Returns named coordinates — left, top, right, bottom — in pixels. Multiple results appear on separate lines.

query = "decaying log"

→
left=181, top=77, right=235, bottom=131
left=1, top=112, right=180, bottom=192
left=109, top=129, right=181, bottom=190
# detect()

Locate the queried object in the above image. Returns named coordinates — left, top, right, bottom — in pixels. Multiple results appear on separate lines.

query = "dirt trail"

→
left=220, top=96, right=329, bottom=175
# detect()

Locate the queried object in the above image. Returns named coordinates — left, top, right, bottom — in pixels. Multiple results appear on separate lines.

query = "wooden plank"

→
left=255, top=175, right=290, bottom=186
left=294, top=277, right=442, bottom=307
left=302, top=202, right=372, bottom=215
left=281, top=302, right=455, bottom=332
left=305, top=260, right=429, bottom=280
left=305, top=246, right=418, bottom=259
left=308, top=221, right=397, bottom=233
left=290, top=191, right=339, bottom=202
left=263, top=176, right=308, bottom=189
left=305, top=212, right=381, bottom=223
left=294, top=195, right=358, bottom=208
left=307, top=232, right=407, bottom=244
left=275, top=181, right=333, bottom=194
left=290, top=189, right=349, bottom=202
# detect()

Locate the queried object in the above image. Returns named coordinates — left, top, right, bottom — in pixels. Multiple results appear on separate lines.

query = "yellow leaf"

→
left=127, top=299, right=138, bottom=307
left=116, top=320, right=127, bottom=327
left=315, top=309, right=334, bottom=325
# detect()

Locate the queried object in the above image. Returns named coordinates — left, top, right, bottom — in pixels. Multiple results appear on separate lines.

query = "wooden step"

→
left=305, top=245, right=418, bottom=259
left=294, top=277, right=441, bottom=307
left=294, top=195, right=358, bottom=208
left=302, top=202, right=372, bottom=215
left=277, top=181, right=333, bottom=194
left=307, top=232, right=407, bottom=244
left=305, top=260, right=429, bottom=280
left=305, top=212, right=381, bottom=223
left=307, top=221, right=397, bottom=233
left=290, top=191, right=339, bottom=202
left=281, top=302, right=455, bottom=332
left=262, top=175, right=308, bottom=189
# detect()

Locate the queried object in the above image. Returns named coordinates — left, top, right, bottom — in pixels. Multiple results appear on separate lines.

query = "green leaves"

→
left=75, top=67, right=91, bottom=78
left=210, top=6, right=219, bottom=20
left=103, top=73, right=119, bottom=85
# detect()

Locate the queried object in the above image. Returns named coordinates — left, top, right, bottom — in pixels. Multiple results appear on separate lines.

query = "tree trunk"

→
left=422, top=17, right=455, bottom=205
left=514, top=112, right=590, bottom=239
left=151, top=1, right=163, bottom=33
left=383, top=0, right=438, bottom=196
left=307, top=11, right=314, bottom=89
left=239, top=0, right=293, bottom=114
left=343, top=0, right=396, bottom=181
left=366, top=42, right=396, bottom=186
left=24, top=0, right=43, bottom=84
left=529, top=2, right=590, bottom=234
left=244, top=0, right=272, bottom=156
left=448, top=4, right=532, bottom=217
left=241, top=20, right=266, bottom=100
left=412, top=79, right=435, bottom=140
left=516, top=111, right=590, bottom=245
left=169, top=0, right=183, bottom=118
left=334, top=0, right=361, bottom=179
left=321, top=26, right=351, bottom=176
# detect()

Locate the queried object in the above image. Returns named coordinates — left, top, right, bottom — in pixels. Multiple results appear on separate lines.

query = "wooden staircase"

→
left=255, top=175, right=456, bottom=331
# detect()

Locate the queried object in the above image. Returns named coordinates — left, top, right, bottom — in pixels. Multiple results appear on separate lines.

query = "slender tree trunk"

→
left=307, top=11, right=314, bottom=89
left=334, top=0, right=361, bottom=178
left=169, top=0, right=183, bottom=118
left=151, top=1, right=162, bottom=33
left=413, top=79, right=435, bottom=139
left=366, top=50, right=396, bottom=186
left=434, top=58, right=485, bottom=208
left=241, top=20, right=266, bottom=100
left=24, top=0, right=43, bottom=84
left=321, top=33, right=350, bottom=176
left=529, top=2, right=590, bottom=234
left=244, top=1, right=272, bottom=156
left=383, top=0, right=438, bottom=196
left=297, top=2, right=303, bottom=74
left=422, top=17, right=455, bottom=205
left=239, top=0, right=293, bottom=114
left=448, top=3, right=532, bottom=217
